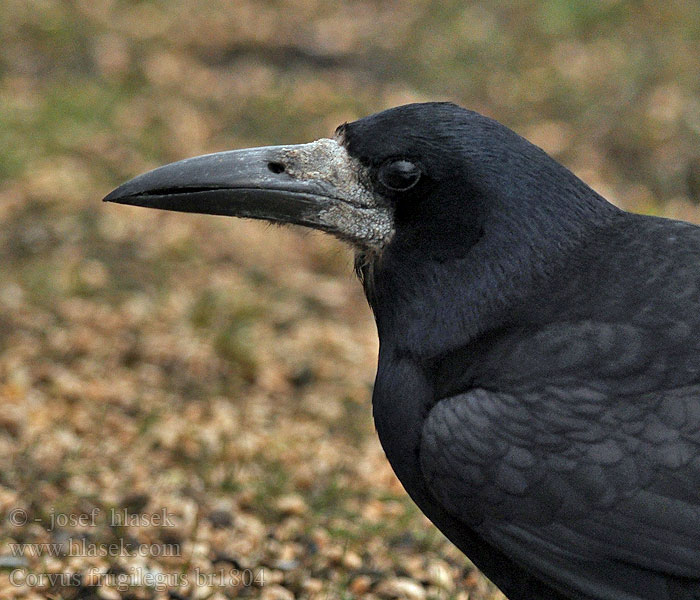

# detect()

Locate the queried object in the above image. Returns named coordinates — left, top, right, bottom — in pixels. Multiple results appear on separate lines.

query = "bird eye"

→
left=378, top=159, right=421, bottom=191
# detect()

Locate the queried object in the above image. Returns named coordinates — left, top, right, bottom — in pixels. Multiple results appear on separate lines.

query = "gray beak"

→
left=103, top=139, right=392, bottom=248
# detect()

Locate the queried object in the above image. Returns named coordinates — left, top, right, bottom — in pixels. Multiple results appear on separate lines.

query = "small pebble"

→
left=207, top=509, right=233, bottom=528
left=428, top=561, right=455, bottom=591
left=350, top=575, right=373, bottom=595
left=97, top=587, right=122, bottom=600
left=302, top=578, right=323, bottom=593
left=274, top=559, right=300, bottom=571
left=376, top=577, right=426, bottom=600
left=260, top=584, right=295, bottom=600
left=342, top=550, right=362, bottom=570
left=275, top=494, right=308, bottom=516
left=0, top=555, right=29, bottom=568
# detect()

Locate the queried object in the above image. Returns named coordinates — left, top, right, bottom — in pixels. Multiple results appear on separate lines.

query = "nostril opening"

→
left=267, top=161, right=286, bottom=174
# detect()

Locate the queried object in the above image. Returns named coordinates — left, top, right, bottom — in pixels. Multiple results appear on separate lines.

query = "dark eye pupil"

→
left=379, top=160, right=421, bottom=191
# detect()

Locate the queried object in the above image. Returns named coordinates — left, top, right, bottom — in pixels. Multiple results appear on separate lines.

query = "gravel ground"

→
left=2, top=2, right=700, bottom=598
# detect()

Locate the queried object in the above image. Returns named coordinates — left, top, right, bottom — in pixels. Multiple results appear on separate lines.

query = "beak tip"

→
left=103, top=185, right=134, bottom=205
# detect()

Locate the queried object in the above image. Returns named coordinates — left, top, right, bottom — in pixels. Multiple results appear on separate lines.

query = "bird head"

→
left=103, top=104, right=513, bottom=255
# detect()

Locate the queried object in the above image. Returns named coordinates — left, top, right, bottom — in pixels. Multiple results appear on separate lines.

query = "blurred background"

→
left=1, top=1, right=700, bottom=599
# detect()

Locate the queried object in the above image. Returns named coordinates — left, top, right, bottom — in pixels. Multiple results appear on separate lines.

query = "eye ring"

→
left=378, top=159, right=421, bottom=191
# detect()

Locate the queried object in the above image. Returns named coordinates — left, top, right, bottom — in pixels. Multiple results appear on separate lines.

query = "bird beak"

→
left=103, top=139, right=393, bottom=248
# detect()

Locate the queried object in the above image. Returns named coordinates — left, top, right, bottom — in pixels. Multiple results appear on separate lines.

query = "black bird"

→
left=104, top=102, right=700, bottom=600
